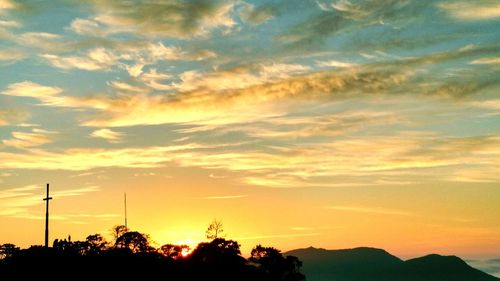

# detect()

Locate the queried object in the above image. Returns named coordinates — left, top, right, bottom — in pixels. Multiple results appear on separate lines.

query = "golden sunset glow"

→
left=0, top=0, right=499, bottom=268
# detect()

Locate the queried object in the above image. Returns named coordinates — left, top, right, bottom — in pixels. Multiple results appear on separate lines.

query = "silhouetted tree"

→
left=52, top=238, right=73, bottom=252
left=191, top=238, right=242, bottom=264
left=71, top=240, right=91, bottom=256
left=206, top=219, right=224, bottom=239
left=115, top=231, right=150, bottom=253
left=250, top=245, right=305, bottom=281
left=110, top=225, right=129, bottom=243
left=86, top=234, right=107, bottom=255
left=160, top=244, right=190, bottom=259
left=0, top=244, right=19, bottom=260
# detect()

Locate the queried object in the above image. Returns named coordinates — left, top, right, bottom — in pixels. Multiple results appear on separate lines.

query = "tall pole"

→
left=124, top=192, right=128, bottom=229
left=43, top=183, right=52, bottom=248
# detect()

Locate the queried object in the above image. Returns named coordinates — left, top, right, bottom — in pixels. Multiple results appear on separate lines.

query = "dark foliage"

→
left=0, top=232, right=305, bottom=281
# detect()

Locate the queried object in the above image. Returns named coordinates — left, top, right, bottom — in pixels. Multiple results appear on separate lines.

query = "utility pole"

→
left=43, top=183, right=52, bottom=248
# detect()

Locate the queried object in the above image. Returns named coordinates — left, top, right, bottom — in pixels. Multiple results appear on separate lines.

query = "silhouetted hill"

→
left=403, top=254, right=499, bottom=281
left=286, top=247, right=500, bottom=281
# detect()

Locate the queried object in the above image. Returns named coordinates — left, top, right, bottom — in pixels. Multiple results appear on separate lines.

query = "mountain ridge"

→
left=285, top=247, right=499, bottom=281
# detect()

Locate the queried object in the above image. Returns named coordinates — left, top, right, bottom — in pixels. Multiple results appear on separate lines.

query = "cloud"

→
left=52, top=186, right=100, bottom=198
left=470, top=57, right=500, bottom=65
left=317, top=59, right=357, bottom=68
left=202, top=195, right=248, bottom=200
left=90, top=128, right=125, bottom=143
left=0, top=129, right=499, bottom=188
left=108, top=81, right=143, bottom=92
left=0, top=143, right=202, bottom=170
left=80, top=64, right=412, bottom=127
left=1, top=81, right=102, bottom=108
left=325, top=205, right=413, bottom=216
left=0, top=185, right=40, bottom=200
left=0, top=19, right=20, bottom=28
left=2, top=128, right=57, bottom=149
left=2, top=81, right=63, bottom=99
left=15, top=32, right=66, bottom=50
left=236, top=232, right=321, bottom=241
left=239, top=3, right=275, bottom=25
left=69, top=18, right=106, bottom=36
left=0, top=184, right=101, bottom=220
left=0, top=49, right=25, bottom=62
left=80, top=0, right=237, bottom=38
left=472, top=100, right=500, bottom=110
left=176, top=133, right=500, bottom=188
left=224, top=110, right=405, bottom=140
left=41, top=48, right=119, bottom=71
left=138, top=69, right=173, bottom=90
left=40, top=42, right=215, bottom=72
left=5, top=43, right=499, bottom=130
left=0, top=0, right=16, bottom=14
left=439, top=1, right=500, bottom=21
left=0, top=109, right=30, bottom=126
left=467, top=259, right=500, bottom=278
left=279, top=0, right=426, bottom=47
left=4, top=44, right=490, bottom=129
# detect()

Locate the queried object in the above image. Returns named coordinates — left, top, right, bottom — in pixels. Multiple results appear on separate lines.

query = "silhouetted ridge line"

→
left=0, top=225, right=305, bottom=281
left=286, top=247, right=499, bottom=281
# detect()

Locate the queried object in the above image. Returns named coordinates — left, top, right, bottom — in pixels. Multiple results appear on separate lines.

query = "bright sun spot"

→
left=181, top=247, right=191, bottom=257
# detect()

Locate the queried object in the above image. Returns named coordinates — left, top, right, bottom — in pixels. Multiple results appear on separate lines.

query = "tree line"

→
left=0, top=220, right=305, bottom=280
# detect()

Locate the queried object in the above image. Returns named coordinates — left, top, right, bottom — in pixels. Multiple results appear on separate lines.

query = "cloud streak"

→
left=202, top=195, right=248, bottom=200
left=439, top=1, right=500, bottom=21
left=325, top=205, right=413, bottom=216
left=80, top=0, right=237, bottom=38
left=0, top=184, right=102, bottom=220
left=2, top=129, right=57, bottom=149
left=90, top=128, right=125, bottom=143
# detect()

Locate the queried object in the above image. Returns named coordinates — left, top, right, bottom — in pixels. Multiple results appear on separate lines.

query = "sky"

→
left=0, top=0, right=499, bottom=261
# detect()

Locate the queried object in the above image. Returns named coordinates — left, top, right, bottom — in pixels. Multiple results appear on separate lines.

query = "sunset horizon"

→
left=1, top=1, right=499, bottom=277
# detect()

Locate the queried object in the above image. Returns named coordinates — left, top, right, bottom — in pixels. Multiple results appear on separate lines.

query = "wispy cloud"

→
left=325, top=205, right=413, bottom=216
left=470, top=57, right=500, bottom=65
left=202, top=195, right=248, bottom=200
left=15, top=32, right=66, bottom=50
left=466, top=259, right=500, bottom=278
left=0, top=184, right=101, bottom=220
left=41, top=48, right=118, bottom=71
left=80, top=0, right=237, bottom=38
left=2, top=129, right=499, bottom=188
left=317, top=59, right=357, bottom=68
left=439, top=1, right=500, bottom=21
left=0, top=49, right=24, bottom=62
left=0, top=19, right=20, bottom=28
left=0, top=109, right=30, bottom=126
left=2, top=128, right=57, bottom=148
left=472, top=100, right=500, bottom=110
left=239, top=2, right=275, bottom=25
left=0, top=0, right=16, bottom=14
left=40, top=42, right=215, bottom=72
left=0, top=185, right=41, bottom=199
left=0, top=143, right=202, bottom=170
left=90, top=128, right=125, bottom=143
left=2, top=81, right=63, bottom=99
left=236, top=232, right=321, bottom=241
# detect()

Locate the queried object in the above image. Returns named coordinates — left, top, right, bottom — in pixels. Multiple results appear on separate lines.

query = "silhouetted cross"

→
left=43, top=183, right=52, bottom=247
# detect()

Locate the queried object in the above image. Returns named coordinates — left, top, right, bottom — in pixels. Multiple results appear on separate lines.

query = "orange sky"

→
left=0, top=0, right=499, bottom=259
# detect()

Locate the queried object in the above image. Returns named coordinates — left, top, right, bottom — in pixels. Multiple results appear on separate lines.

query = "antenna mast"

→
left=124, top=192, right=128, bottom=229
